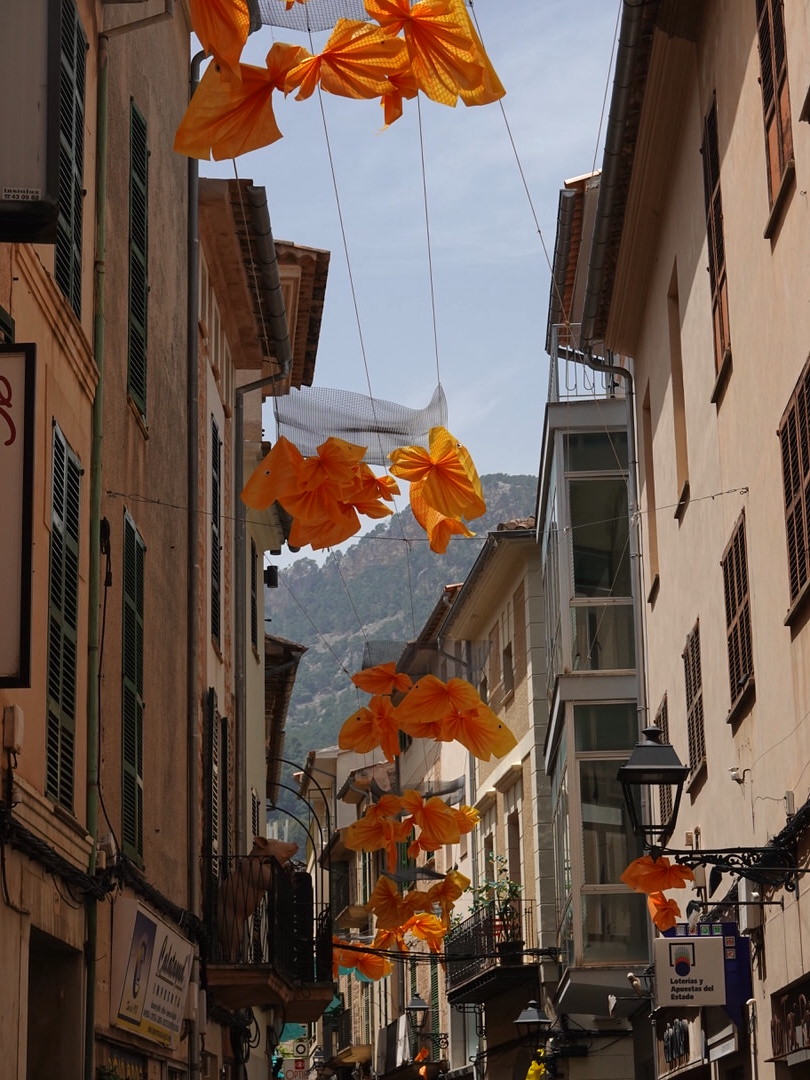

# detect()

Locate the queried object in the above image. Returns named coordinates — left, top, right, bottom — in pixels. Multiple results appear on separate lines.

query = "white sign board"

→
left=0, top=345, right=35, bottom=686
left=654, top=934, right=726, bottom=1007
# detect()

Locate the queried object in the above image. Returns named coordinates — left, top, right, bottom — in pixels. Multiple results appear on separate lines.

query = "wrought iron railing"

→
left=445, top=900, right=535, bottom=991
left=203, top=855, right=330, bottom=985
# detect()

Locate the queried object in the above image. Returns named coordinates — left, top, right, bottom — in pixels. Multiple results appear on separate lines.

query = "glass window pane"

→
left=581, top=892, right=648, bottom=963
left=565, top=431, right=628, bottom=472
left=571, top=604, right=635, bottom=670
left=580, top=761, right=642, bottom=883
left=574, top=702, right=638, bottom=751
left=570, top=478, right=631, bottom=597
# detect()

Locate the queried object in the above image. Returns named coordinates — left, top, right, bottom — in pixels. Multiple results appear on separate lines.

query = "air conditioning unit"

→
left=738, top=877, right=762, bottom=934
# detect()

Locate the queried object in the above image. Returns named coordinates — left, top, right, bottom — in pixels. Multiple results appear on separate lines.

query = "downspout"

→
left=580, top=0, right=650, bottom=347
left=187, top=48, right=205, bottom=1080
left=84, top=33, right=109, bottom=1080
left=234, top=187, right=292, bottom=858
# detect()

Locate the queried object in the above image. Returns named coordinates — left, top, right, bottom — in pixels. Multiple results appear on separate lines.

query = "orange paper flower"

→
left=339, top=695, right=402, bottom=762
left=402, top=912, right=447, bottom=952
left=621, top=855, right=695, bottom=894
left=343, top=795, right=409, bottom=870
left=284, top=19, right=409, bottom=100
left=426, top=869, right=470, bottom=926
left=395, top=676, right=517, bottom=760
left=380, top=68, right=419, bottom=126
left=372, top=926, right=409, bottom=954
left=351, top=661, right=414, bottom=696
left=366, top=875, right=414, bottom=929
left=402, top=789, right=465, bottom=849
left=333, top=939, right=392, bottom=980
left=390, top=426, right=485, bottom=521
left=647, top=892, right=681, bottom=932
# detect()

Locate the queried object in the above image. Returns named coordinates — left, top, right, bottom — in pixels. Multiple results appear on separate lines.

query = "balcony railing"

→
left=445, top=900, right=535, bottom=992
left=203, top=854, right=332, bottom=983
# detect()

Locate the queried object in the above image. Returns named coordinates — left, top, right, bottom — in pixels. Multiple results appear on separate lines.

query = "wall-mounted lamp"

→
left=405, top=994, right=449, bottom=1059
left=513, top=1002, right=588, bottom=1078
left=618, top=726, right=808, bottom=890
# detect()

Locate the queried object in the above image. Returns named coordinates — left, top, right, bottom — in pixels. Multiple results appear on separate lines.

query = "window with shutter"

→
left=513, top=581, right=527, bottom=682
left=211, top=416, right=221, bottom=645
left=251, top=787, right=261, bottom=841
left=0, top=305, right=14, bottom=344
left=46, top=425, right=81, bottom=811
left=655, top=694, right=672, bottom=825
left=55, top=0, right=86, bottom=317
left=721, top=511, right=754, bottom=712
left=205, top=688, right=221, bottom=876
left=122, top=513, right=145, bottom=860
left=779, top=355, right=810, bottom=613
left=756, top=0, right=793, bottom=210
left=128, top=101, right=149, bottom=415
left=682, top=622, right=705, bottom=775
left=701, top=98, right=731, bottom=379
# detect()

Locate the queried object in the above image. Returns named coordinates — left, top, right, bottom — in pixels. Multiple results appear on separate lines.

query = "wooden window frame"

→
left=721, top=510, right=755, bottom=719
left=779, top=357, right=810, bottom=624
left=46, top=423, right=81, bottom=811
left=655, top=694, right=673, bottom=826
left=127, top=100, right=149, bottom=416
left=122, top=512, right=145, bottom=861
left=211, top=416, right=221, bottom=646
left=756, top=0, right=794, bottom=215
left=682, top=621, right=706, bottom=779
left=55, top=0, right=86, bottom=317
left=701, top=98, right=732, bottom=385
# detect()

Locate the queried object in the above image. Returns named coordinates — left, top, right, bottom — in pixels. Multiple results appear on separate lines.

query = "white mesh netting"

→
left=255, top=0, right=371, bottom=32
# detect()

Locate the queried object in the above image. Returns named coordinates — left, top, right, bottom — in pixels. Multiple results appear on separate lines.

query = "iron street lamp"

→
left=405, top=994, right=449, bottom=1059
left=513, top=1000, right=554, bottom=1044
left=617, top=726, right=807, bottom=890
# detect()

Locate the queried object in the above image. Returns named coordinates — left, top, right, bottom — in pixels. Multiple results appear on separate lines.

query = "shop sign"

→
left=770, top=974, right=810, bottom=1060
left=102, top=1046, right=147, bottom=1080
left=111, top=897, right=194, bottom=1049
left=0, top=345, right=35, bottom=687
left=654, top=934, right=725, bottom=1007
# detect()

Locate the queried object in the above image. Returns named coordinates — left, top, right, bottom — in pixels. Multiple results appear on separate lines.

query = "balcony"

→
left=203, top=854, right=335, bottom=1020
left=445, top=900, right=536, bottom=1003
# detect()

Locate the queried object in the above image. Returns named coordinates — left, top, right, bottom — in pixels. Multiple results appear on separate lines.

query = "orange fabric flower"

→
left=414, top=1048, right=429, bottom=1064
left=366, top=0, right=484, bottom=106
left=402, top=912, right=447, bottom=952
left=401, top=789, right=465, bottom=849
left=339, top=695, right=402, bottom=761
left=426, top=869, right=470, bottom=926
left=454, top=805, right=479, bottom=834
left=351, top=662, right=414, bottom=696
left=333, top=939, right=393, bottom=980
left=389, top=426, right=485, bottom=521
left=647, top=892, right=681, bottom=932
left=284, top=19, right=409, bottom=100
left=175, top=61, right=279, bottom=161
left=410, top=479, right=474, bottom=553
left=189, top=0, right=251, bottom=80
left=343, top=795, right=408, bottom=870
left=241, top=434, right=304, bottom=509
left=372, top=926, right=409, bottom=954
left=621, top=856, right=695, bottom=894
left=366, top=875, right=414, bottom=929
left=450, top=0, right=505, bottom=106
left=395, top=676, right=516, bottom=760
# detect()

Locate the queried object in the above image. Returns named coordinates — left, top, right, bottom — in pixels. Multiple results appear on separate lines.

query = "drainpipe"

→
left=580, top=0, right=650, bottom=347
left=187, top=48, right=205, bottom=1080
left=84, top=32, right=109, bottom=1080
left=234, top=191, right=291, bottom=854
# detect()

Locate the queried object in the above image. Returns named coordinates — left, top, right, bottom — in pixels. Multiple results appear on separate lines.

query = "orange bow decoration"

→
left=395, top=675, right=517, bottom=761
left=380, top=68, right=420, bottom=126
left=647, top=892, right=681, bottom=932
left=350, top=662, right=414, bottom=696
left=343, top=795, right=410, bottom=870
left=333, top=938, right=392, bottom=980
left=426, top=868, right=471, bottom=927
left=174, top=45, right=307, bottom=160
left=410, top=480, right=475, bottom=553
left=389, top=426, right=486, bottom=522
left=284, top=19, right=409, bottom=100
left=401, top=912, right=448, bottom=953
left=620, top=855, right=695, bottom=894
left=339, top=695, right=402, bottom=762
left=372, top=926, right=410, bottom=954
left=366, top=875, right=419, bottom=929
left=402, top=789, right=467, bottom=851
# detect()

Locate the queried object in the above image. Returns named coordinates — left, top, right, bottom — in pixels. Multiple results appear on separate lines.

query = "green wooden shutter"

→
left=122, top=513, right=145, bottom=860
left=0, top=305, right=14, bottom=344
left=46, top=425, right=81, bottom=810
left=128, top=101, right=149, bottom=414
left=55, top=0, right=86, bottom=317
left=250, top=540, right=259, bottom=652
left=211, top=416, right=221, bottom=644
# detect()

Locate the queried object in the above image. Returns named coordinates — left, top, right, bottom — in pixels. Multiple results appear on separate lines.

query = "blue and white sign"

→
left=655, top=934, right=726, bottom=1007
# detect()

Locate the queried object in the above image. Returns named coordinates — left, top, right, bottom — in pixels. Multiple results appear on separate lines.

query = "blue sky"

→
left=201, top=1, right=621, bottom=481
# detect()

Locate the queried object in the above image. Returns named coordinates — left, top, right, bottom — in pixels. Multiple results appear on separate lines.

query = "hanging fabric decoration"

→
left=425, top=868, right=470, bottom=927
left=241, top=434, right=399, bottom=550
left=339, top=694, right=402, bottom=761
left=620, top=855, right=695, bottom=894
left=189, top=0, right=254, bottom=80
left=647, top=892, right=681, bottom=932
left=400, top=912, right=447, bottom=952
left=343, top=795, right=410, bottom=869
left=380, top=67, right=419, bottom=125
left=372, top=926, right=409, bottom=953
left=389, top=426, right=486, bottom=521
left=333, top=939, right=393, bottom=980
left=410, top=481, right=475, bottom=553
left=284, top=18, right=408, bottom=100
left=350, top=661, right=413, bottom=696
left=394, top=675, right=517, bottom=760
left=174, top=43, right=307, bottom=160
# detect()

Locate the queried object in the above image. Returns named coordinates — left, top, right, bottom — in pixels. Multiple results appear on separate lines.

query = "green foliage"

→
left=470, top=853, right=524, bottom=940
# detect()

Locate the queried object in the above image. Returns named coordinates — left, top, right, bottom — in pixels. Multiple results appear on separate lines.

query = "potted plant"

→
left=471, top=854, right=524, bottom=962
